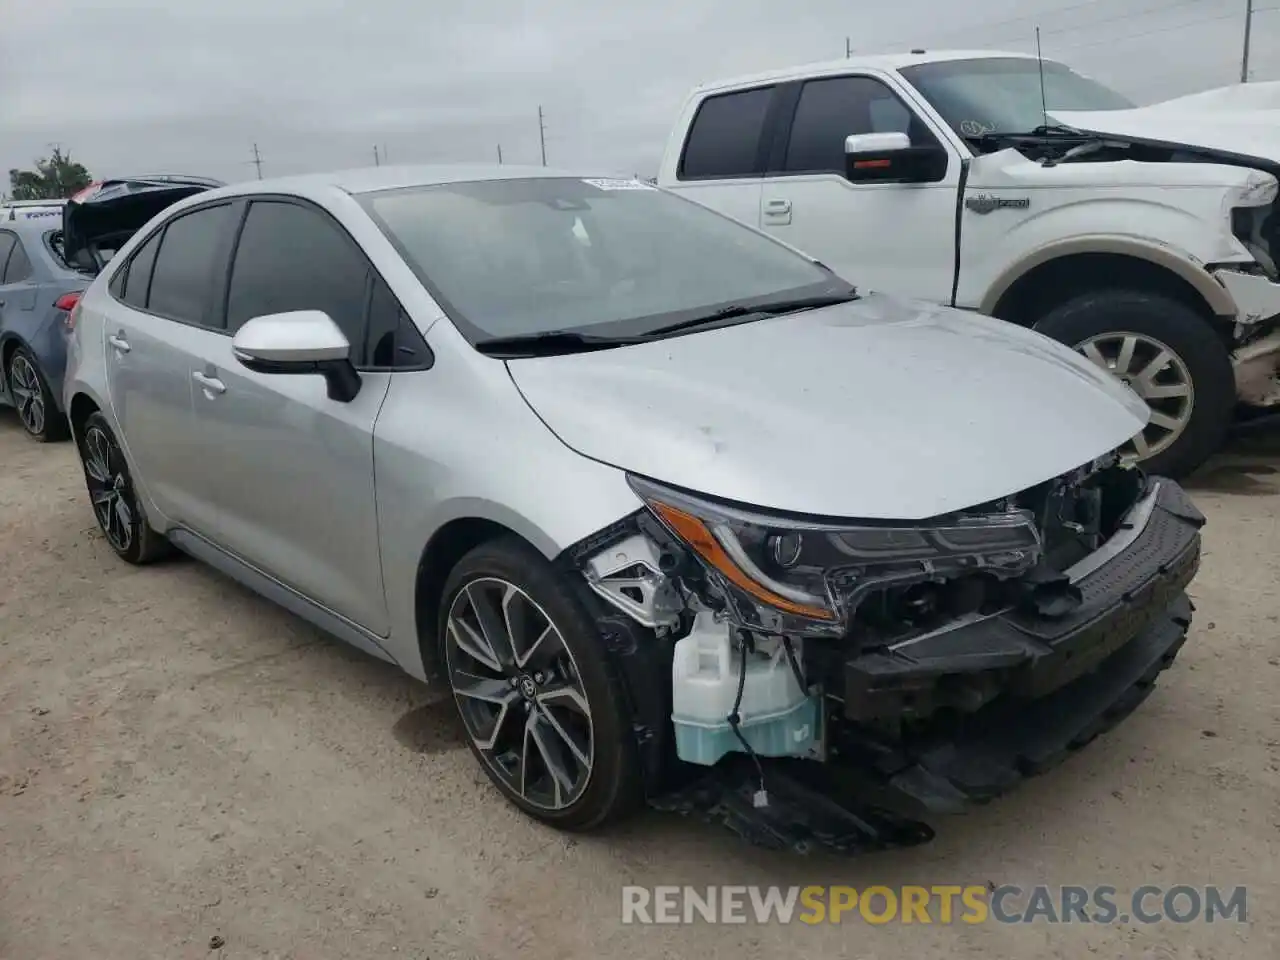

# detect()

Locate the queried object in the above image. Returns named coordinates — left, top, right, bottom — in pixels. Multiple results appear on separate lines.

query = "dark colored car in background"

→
left=0, top=175, right=222, bottom=441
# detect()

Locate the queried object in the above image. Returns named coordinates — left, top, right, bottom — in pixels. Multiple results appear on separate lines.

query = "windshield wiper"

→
left=474, top=330, right=646, bottom=358
left=642, top=289, right=860, bottom=339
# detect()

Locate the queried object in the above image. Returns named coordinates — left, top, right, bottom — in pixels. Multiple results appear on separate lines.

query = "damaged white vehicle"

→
left=63, top=168, right=1203, bottom=852
left=658, top=51, right=1280, bottom=479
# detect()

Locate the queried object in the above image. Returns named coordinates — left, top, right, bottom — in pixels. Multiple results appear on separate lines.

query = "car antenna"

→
left=1035, top=26, right=1049, bottom=128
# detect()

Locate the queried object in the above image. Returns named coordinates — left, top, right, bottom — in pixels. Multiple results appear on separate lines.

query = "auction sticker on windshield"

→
left=582, top=178, right=654, bottom=190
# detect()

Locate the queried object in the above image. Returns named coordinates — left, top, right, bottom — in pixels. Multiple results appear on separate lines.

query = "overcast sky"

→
left=2, top=0, right=1273, bottom=187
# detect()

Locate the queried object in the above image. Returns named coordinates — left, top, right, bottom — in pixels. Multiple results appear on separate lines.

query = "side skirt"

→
left=167, top=527, right=400, bottom=667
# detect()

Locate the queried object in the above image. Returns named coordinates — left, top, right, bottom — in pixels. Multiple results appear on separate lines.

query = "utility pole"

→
left=251, top=142, right=263, bottom=180
left=373, top=145, right=381, bottom=167
left=538, top=105, right=548, bottom=166
left=496, top=144, right=504, bottom=164
left=383, top=143, right=389, bottom=164
left=845, top=36, right=851, bottom=58
left=1242, top=0, right=1254, bottom=83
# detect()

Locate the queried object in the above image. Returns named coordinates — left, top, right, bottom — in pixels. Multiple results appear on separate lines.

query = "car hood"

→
left=1055, top=102, right=1280, bottom=166
left=62, top=175, right=224, bottom=271
left=506, top=295, right=1149, bottom=520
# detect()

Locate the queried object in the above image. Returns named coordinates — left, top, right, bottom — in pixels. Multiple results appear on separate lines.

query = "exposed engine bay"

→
left=566, top=457, right=1203, bottom=852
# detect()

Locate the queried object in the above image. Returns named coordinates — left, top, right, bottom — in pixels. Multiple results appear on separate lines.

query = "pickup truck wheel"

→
left=1032, top=291, right=1234, bottom=479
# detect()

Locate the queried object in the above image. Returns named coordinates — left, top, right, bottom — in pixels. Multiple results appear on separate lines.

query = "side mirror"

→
left=844, top=132, right=948, bottom=184
left=232, top=310, right=362, bottom=403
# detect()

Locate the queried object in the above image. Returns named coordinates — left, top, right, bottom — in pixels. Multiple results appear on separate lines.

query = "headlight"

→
left=628, top=475, right=1043, bottom=635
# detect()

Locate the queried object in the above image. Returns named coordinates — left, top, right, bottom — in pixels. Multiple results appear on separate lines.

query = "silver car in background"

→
left=63, top=166, right=1202, bottom=845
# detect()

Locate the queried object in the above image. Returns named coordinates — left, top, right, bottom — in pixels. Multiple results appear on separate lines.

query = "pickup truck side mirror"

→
left=844, top=132, right=948, bottom=184
left=232, top=309, right=362, bottom=403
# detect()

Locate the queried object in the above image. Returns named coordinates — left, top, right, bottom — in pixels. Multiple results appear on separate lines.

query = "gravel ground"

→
left=1, top=408, right=1277, bottom=960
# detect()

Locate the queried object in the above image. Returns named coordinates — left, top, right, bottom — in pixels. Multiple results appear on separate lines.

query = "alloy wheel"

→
left=444, top=577, right=594, bottom=812
left=8, top=353, right=46, bottom=437
left=1075, top=331, right=1195, bottom=461
left=82, top=425, right=134, bottom=553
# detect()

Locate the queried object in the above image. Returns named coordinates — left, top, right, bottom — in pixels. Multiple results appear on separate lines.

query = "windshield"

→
left=900, top=57, right=1135, bottom=139
left=357, top=177, right=840, bottom=344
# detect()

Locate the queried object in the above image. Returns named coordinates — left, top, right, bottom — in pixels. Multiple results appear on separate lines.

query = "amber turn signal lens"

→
left=647, top=500, right=836, bottom=621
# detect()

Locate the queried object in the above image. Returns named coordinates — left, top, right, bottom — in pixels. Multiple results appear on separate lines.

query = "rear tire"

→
left=76, top=412, right=173, bottom=564
left=438, top=537, right=642, bottom=830
left=6, top=345, right=68, bottom=442
left=1032, top=290, right=1234, bottom=479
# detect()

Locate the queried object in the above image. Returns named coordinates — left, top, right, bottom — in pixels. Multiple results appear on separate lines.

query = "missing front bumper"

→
left=842, top=479, right=1202, bottom=722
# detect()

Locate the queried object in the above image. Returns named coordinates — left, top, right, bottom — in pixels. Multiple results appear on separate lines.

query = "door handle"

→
left=108, top=333, right=131, bottom=353
left=764, top=198, right=792, bottom=213
left=192, top=371, right=226, bottom=395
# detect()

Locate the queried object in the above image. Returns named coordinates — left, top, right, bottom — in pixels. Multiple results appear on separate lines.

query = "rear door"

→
left=0, top=229, right=39, bottom=315
left=663, top=85, right=779, bottom=228
left=184, top=197, right=394, bottom=634
left=101, top=201, right=239, bottom=533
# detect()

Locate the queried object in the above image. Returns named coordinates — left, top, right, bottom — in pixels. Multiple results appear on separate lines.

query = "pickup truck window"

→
left=900, top=57, right=1133, bottom=140
left=783, top=75, right=932, bottom=174
left=679, top=86, right=776, bottom=180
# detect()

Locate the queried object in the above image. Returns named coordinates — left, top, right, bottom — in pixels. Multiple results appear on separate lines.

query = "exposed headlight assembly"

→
left=628, top=475, right=1043, bottom=637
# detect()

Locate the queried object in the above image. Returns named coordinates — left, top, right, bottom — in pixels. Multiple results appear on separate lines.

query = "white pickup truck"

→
left=657, top=50, right=1280, bottom=478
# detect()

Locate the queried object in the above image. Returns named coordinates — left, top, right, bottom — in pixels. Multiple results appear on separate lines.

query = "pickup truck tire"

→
left=1032, top=290, right=1234, bottom=479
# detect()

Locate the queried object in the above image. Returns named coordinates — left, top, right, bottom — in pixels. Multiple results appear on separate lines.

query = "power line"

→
left=857, top=0, right=1230, bottom=54
left=1046, top=10, right=1240, bottom=53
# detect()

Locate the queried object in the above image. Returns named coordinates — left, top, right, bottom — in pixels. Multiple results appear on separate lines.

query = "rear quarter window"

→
left=679, top=86, right=776, bottom=180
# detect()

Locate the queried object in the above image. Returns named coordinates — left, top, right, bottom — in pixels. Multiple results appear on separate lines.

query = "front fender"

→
left=959, top=190, right=1247, bottom=318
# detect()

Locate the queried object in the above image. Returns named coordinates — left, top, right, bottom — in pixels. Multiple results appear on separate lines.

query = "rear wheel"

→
left=439, top=538, right=642, bottom=830
left=76, top=412, right=173, bottom=564
left=6, top=346, right=68, bottom=442
left=1033, top=290, right=1235, bottom=479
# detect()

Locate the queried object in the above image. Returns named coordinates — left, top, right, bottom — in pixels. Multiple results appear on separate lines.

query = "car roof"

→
left=188, top=164, right=629, bottom=204
left=689, top=49, right=1045, bottom=95
left=1, top=211, right=63, bottom=237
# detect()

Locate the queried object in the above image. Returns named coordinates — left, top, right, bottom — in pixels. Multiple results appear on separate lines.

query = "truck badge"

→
left=965, top=194, right=1030, bottom=215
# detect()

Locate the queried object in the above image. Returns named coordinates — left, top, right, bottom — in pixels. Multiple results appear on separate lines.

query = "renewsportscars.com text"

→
left=621, top=884, right=1247, bottom=925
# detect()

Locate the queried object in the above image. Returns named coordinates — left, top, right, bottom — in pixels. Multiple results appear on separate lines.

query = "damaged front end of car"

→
left=563, top=456, right=1204, bottom=854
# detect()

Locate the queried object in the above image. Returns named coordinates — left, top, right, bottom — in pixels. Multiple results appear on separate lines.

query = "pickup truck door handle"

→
left=107, top=333, right=131, bottom=354
left=192, top=371, right=226, bottom=396
left=763, top=197, right=792, bottom=225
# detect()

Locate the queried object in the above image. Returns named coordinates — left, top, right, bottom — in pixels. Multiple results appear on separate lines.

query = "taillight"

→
left=57, top=292, right=83, bottom=333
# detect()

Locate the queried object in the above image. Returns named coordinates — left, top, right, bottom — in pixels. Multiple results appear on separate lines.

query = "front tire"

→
left=438, top=537, right=642, bottom=830
left=76, top=412, right=173, bottom=564
left=6, top=345, right=68, bottom=442
left=1033, top=290, right=1235, bottom=479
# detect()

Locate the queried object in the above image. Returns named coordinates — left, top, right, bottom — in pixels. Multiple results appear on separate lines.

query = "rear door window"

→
left=146, top=204, right=234, bottom=327
left=2, top=237, right=32, bottom=283
left=679, top=86, right=776, bottom=180
left=0, top=232, right=15, bottom=281
left=225, top=200, right=371, bottom=361
left=120, top=229, right=163, bottom=310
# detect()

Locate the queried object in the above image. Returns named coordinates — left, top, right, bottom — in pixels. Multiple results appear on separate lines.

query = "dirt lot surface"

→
left=1, top=409, right=1277, bottom=960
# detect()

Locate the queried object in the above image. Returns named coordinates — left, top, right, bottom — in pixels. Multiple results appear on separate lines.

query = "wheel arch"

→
left=67, top=391, right=103, bottom=443
left=982, top=239, right=1235, bottom=332
left=412, top=516, right=548, bottom=676
left=0, top=331, right=26, bottom=375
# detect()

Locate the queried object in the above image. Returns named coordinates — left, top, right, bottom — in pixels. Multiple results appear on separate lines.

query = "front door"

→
left=187, top=197, right=390, bottom=635
left=758, top=74, right=961, bottom=303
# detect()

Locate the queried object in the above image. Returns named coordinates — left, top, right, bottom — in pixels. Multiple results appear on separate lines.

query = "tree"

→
left=8, top=147, right=93, bottom=200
